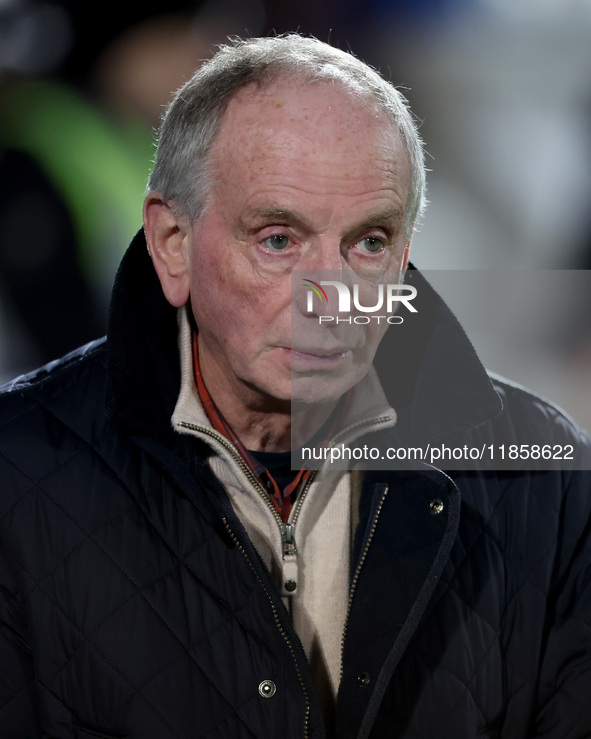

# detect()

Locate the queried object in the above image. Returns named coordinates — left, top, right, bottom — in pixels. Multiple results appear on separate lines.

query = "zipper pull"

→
left=279, top=523, right=298, bottom=596
left=280, top=523, right=298, bottom=558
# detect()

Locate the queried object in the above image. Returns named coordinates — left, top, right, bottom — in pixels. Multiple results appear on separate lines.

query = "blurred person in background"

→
left=0, top=0, right=263, bottom=379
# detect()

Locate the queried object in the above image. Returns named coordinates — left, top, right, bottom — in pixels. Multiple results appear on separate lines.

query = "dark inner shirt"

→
left=248, top=448, right=298, bottom=499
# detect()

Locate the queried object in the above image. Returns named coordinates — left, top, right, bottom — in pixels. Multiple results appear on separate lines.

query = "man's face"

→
left=184, top=79, right=412, bottom=411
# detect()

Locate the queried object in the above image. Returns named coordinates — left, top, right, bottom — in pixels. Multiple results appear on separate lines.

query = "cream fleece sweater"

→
left=171, top=307, right=396, bottom=714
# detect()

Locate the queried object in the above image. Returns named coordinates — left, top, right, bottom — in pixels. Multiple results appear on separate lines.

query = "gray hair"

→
left=147, top=34, right=427, bottom=239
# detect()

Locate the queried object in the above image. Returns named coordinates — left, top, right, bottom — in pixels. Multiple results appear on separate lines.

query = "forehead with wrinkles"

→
left=207, top=78, right=410, bottom=209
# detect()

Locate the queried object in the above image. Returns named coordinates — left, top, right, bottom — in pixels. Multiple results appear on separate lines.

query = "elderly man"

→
left=1, top=35, right=590, bottom=739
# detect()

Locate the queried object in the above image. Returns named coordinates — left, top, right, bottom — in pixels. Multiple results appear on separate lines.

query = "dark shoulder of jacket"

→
left=0, top=335, right=106, bottom=401
left=0, top=339, right=107, bottom=488
left=487, top=370, right=591, bottom=464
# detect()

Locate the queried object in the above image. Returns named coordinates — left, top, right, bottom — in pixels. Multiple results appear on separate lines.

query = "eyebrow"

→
left=237, top=204, right=404, bottom=238
left=349, top=207, right=403, bottom=237
left=237, top=205, right=314, bottom=234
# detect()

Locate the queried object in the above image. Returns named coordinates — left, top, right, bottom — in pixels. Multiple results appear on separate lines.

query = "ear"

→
left=401, top=235, right=412, bottom=272
left=395, top=229, right=413, bottom=283
left=143, top=193, right=191, bottom=307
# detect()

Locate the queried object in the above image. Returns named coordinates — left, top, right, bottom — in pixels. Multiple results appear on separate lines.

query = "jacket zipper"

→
left=339, top=483, right=390, bottom=682
left=222, top=516, right=311, bottom=738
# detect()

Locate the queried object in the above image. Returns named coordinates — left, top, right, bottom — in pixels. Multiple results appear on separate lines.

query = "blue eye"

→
left=357, top=237, right=384, bottom=254
left=263, top=234, right=291, bottom=251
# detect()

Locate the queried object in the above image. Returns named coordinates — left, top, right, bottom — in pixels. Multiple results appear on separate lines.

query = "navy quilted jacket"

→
left=1, top=231, right=591, bottom=738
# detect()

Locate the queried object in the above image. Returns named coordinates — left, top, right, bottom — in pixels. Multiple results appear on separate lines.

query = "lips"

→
left=290, top=346, right=352, bottom=358
left=283, top=346, right=354, bottom=368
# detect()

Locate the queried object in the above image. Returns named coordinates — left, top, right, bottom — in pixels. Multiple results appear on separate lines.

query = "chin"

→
left=250, top=379, right=293, bottom=407
left=290, top=375, right=355, bottom=406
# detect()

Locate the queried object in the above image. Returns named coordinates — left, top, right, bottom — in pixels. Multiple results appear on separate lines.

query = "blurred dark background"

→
left=1, top=0, right=591, bottom=424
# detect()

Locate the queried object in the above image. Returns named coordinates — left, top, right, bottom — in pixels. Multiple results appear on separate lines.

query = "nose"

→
left=292, top=238, right=348, bottom=318
left=299, top=237, right=347, bottom=274
left=291, top=234, right=338, bottom=318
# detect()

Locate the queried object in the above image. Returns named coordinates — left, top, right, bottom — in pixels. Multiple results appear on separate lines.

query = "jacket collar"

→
left=375, top=266, right=503, bottom=447
left=105, top=230, right=502, bottom=444
left=106, top=229, right=181, bottom=443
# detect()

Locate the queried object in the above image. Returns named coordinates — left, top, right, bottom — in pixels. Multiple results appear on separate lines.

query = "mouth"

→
left=281, top=346, right=353, bottom=366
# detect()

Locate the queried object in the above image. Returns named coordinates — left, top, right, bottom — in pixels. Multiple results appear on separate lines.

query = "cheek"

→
left=190, top=270, right=267, bottom=345
left=188, top=240, right=291, bottom=342
left=357, top=321, right=389, bottom=362
left=190, top=245, right=259, bottom=307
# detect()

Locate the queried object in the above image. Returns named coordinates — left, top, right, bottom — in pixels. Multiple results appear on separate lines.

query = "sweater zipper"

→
left=178, top=422, right=284, bottom=518
left=222, top=516, right=311, bottom=738
left=329, top=415, right=393, bottom=448
left=179, top=414, right=392, bottom=590
left=177, top=421, right=315, bottom=590
left=280, top=413, right=390, bottom=563
left=339, top=483, right=390, bottom=682
left=284, top=412, right=391, bottom=557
